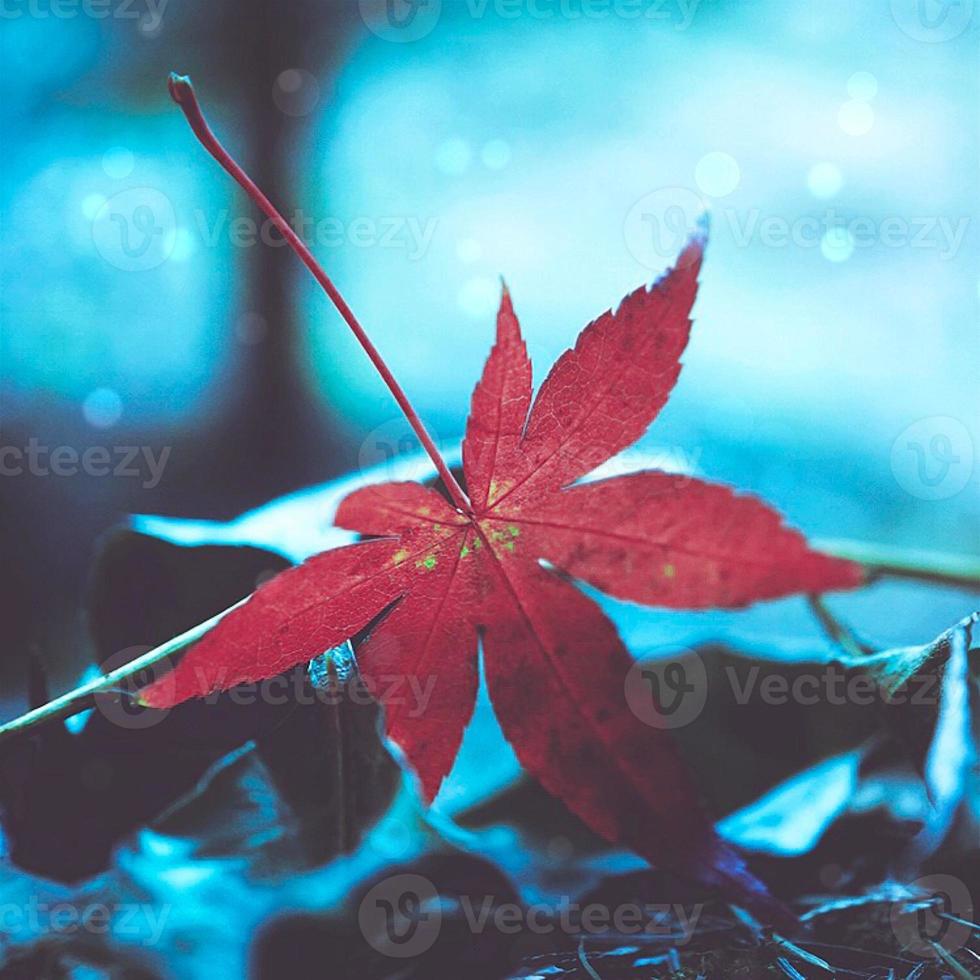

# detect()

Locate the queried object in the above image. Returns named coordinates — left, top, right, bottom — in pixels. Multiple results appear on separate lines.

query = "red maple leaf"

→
left=142, top=76, right=864, bottom=922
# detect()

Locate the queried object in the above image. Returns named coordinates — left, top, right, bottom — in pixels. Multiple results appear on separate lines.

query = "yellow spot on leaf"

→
left=488, top=478, right=514, bottom=504
left=663, top=563, right=676, bottom=579
left=416, top=555, right=438, bottom=571
left=392, top=549, right=409, bottom=565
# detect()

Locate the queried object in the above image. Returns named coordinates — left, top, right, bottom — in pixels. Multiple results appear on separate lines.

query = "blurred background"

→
left=1, top=0, right=977, bottom=702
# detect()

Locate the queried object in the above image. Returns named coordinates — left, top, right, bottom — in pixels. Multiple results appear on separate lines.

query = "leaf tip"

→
left=694, top=207, right=711, bottom=240
left=644, top=223, right=708, bottom=300
left=495, top=278, right=523, bottom=347
left=678, top=215, right=709, bottom=270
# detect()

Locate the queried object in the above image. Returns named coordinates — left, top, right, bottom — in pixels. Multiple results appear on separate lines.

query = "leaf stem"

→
left=166, top=73, right=472, bottom=516
left=815, top=537, right=980, bottom=591
left=0, top=599, right=244, bottom=747
left=0, top=535, right=976, bottom=745
left=806, top=594, right=873, bottom=659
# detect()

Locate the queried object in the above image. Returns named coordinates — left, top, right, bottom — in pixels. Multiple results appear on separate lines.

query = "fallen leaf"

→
left=140, top=235, right=862, bottom=918
left=855, top=612, right=978, bottom=780
left=850, top=611, right=979, bottom=854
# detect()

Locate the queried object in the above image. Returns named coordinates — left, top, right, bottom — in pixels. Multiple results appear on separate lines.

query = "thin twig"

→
left=937, top=911, right=980, bottom=933
left=0, top=598, right=245, bottom=746
left=577, top=938, right=603, bottom=980
left=928, top=940, right=974, bottom=980
left=775, top=958, right=806, bottom=980
left=167, top=74, right=472, bottom=517
left=807, top=594, right=874, bottom=658
left=816, top=537, right=980, bottom=591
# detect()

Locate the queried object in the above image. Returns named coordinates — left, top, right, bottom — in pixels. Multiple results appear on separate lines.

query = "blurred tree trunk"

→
left=201, top=0, right=359, bottom=506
